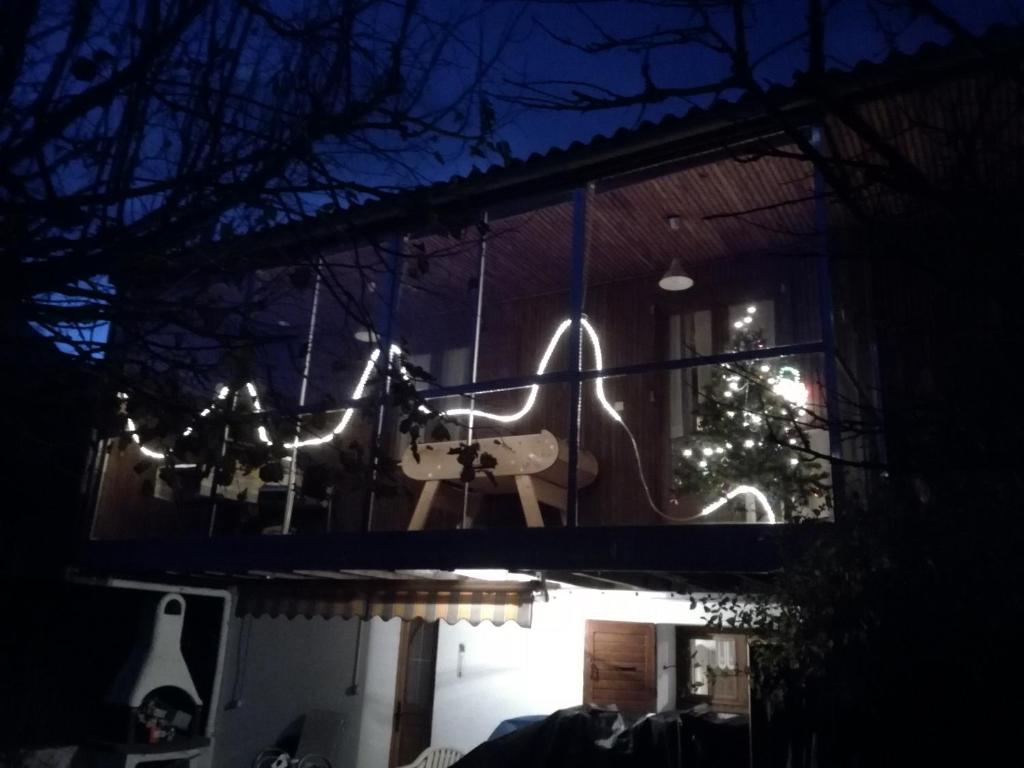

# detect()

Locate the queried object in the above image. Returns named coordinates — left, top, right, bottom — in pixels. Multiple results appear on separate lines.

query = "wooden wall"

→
left=471, top=276, right=667, bottom=527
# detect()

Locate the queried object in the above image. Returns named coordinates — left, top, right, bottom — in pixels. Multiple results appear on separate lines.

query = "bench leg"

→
left=514, top=475, right=546, bottom=528
left=530, top=476, right=568, bottom=526
left=408, top=480, right=440, bottom=531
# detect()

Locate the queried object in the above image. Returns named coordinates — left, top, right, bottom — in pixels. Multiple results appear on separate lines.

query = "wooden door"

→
left=389, top=620, right=439, bottom=767
left=584, top=620, right=657, bottom=714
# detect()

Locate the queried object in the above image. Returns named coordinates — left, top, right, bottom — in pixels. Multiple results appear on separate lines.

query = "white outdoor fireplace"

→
left=102, top=593, right=206, bottom=749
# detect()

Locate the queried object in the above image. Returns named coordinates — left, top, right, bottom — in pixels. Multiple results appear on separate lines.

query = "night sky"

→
left=483, top=0, right=1024, bottom=163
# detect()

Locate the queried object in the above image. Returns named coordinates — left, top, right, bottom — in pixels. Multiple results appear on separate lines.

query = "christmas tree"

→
left=671, top=305, right=831, bottom=523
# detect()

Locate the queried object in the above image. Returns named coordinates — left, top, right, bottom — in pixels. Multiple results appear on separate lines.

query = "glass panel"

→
left=92, top=266, right=321, bottom=540
left=577, top=352, right=833, bottom=527
left=371, top=382, right=570, bottom=531
left=240, top=266, right=318, bottom=412
left=476, top=197, right=574, bottom=381
left=583, top=149, right=822, bottom=370
left=307, top=243, right=399, bottom=410
left=393, top=233, right=480, bottom=388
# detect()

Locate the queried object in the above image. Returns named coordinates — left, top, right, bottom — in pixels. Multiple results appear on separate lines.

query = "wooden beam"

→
left=79, top=523, right=823, bottom=576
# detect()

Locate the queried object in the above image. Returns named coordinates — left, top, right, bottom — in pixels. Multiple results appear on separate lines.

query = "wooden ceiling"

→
left=404, top=147, right=817, bottom=308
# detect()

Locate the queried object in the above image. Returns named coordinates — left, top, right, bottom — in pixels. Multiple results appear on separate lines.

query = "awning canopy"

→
left=237, top=579, right=535, bottom=627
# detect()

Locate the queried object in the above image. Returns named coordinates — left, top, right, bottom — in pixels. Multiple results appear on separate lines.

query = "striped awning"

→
left=236, top=579, right=535, bottom=627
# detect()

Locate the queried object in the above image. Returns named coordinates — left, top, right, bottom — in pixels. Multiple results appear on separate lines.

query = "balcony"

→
left=82, top=139, right=856, bottom=578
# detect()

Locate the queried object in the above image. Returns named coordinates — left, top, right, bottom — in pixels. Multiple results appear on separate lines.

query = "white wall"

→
left=431, top=589, right=707, bottom=754
left=354, top=618, right=402, bottom=768
left=212, top=590, right=710, bottom=766
left=212, top=615, right=366, bottom=768
left=656, top=624, right=677, bottom=712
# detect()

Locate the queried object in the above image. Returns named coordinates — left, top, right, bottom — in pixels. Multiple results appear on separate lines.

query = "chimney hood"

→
left=106, top=593, right=202, bottom=708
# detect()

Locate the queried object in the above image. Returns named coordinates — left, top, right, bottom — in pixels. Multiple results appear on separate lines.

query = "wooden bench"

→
left=400, top=430, right=598, bottom=529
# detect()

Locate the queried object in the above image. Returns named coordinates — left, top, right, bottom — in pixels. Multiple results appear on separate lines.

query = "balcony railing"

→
left=85, top=139, right=870, bottom=548
left=89, top=344, right=839, bottom=541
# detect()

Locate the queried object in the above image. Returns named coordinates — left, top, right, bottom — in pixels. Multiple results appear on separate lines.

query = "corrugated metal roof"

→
left=229, top=24, right=1023, bottom=258
left=403, top=24, right=1024, bottom=198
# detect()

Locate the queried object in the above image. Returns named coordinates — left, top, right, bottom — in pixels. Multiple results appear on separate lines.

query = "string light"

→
left=120, top=306, right=790, bottom=526
left=126, top=317, right=611, bottom=454
left=285, top=347, right=385, bottom=448
left=441, top=320, right=570, bottom=424
left=124, top=378, right=274, bottom=460
left=675, top=302, right=809, bottom=524
left=440, top=317, right=623, bottom=425
left=771, top=366, right=809, bottom=408
left=700, top=485, right=776, bottom=523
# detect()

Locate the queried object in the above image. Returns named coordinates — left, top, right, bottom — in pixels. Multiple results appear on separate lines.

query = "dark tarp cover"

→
left=454, top=706, right=749, bottom=768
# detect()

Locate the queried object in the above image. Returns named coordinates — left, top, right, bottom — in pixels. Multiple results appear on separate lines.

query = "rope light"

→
left=120, top=318, right=779, bottom=522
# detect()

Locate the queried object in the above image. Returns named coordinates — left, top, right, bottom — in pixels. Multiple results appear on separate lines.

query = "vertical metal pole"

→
left=565, top=187, right=590, bottom=527
left=208, top=389, right=236, bottom=537
left=363, top=235, right=404, bottom=532
left=282, top=259, right=323, bottom=535
left=87, top=436, right=111, bottom=540
left=463, top=213, right=488, bottom=529
left=812, top=125, right=845, bottom=510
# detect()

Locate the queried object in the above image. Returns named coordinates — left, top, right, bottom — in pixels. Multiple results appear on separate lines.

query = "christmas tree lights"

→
left=671, top=305, right=831, bottom=522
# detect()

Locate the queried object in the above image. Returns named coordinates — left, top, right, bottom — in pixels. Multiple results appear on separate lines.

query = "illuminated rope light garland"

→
left=286, top=318, right=620, bottom=443
left=284, top=346, right=391, bottom=448
left=698, top=485, right=776, bottom=524
left=123, top=379, right=273, bottom=462
left=123, top=315, right=783, bottom=522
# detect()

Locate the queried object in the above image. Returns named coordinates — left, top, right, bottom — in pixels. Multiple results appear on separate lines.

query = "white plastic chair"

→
left=396, top=745, right=464, bottom=768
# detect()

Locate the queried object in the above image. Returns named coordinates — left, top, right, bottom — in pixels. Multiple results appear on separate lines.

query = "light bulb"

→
left=772, top=377, right=809, bottom=408
left=702, top=447, right=714, bottom=457
left=682, top=448, right=693, bottom=458
left=746, top=306, right=757, bottom=314
left=743, top=439, right=755, bottom=448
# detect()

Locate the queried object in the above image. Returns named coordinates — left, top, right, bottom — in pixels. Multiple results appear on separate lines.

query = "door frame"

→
left=388, top=620, right=439, bottom=768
